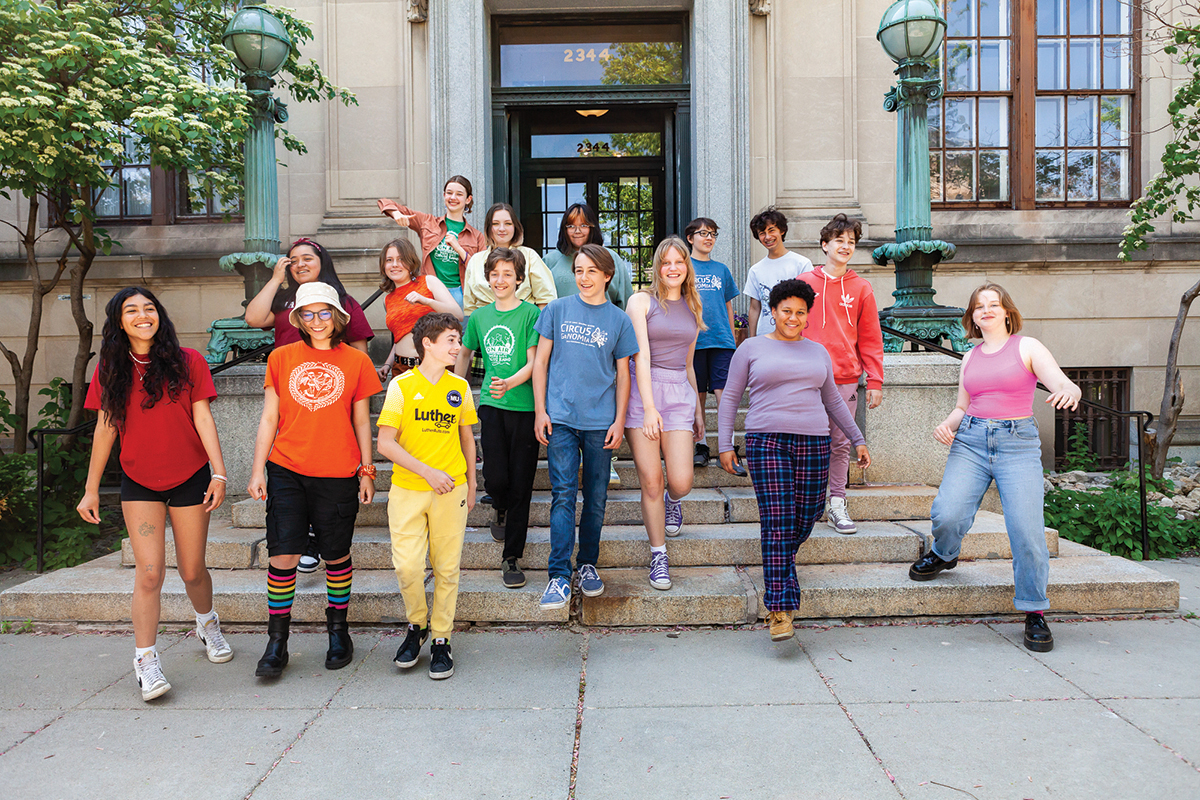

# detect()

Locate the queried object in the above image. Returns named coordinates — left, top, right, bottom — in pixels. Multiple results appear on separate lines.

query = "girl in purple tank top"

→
left=910, top=283, right=1081, bottom=653
left=625, top=238, right=706, bottom=591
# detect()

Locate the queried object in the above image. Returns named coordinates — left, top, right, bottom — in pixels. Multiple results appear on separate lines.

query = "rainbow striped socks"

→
left=326, top=557, right=353, bottom=610
left=267, top=566, right=297, bottom=616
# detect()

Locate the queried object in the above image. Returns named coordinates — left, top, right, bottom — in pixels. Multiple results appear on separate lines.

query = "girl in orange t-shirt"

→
left=247, top=282, right=382, bottom=679
left=376, top=238, right=462, bottom=382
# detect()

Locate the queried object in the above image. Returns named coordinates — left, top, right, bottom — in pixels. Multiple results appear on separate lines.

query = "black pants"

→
left=478, top=405, right=539, bottom=561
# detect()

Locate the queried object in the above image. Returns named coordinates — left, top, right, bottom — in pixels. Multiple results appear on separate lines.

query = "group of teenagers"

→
left=75, top=174, right=1083, bottom=702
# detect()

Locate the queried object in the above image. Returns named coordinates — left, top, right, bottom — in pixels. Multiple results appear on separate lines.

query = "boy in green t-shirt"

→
left=455, top=247, right=541, bottom=589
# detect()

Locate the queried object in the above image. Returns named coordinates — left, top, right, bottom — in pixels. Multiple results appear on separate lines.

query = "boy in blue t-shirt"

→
left=685, top=217, right=740, bottom=467
left=533, top=244, right=639, bottom=610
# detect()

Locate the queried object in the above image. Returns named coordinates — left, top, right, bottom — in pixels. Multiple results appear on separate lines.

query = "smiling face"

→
left=422, top=327, right=462, bottom=367
left=822, top=230, right=856, bottom=269
left=689, top=226, right=717, bottom=257
left=288, top=244, right=321, bottom=285
left=565, top=210, right=592, bottom=250
left=443, top=181, right=471, bottom=215
left=757, top=223, right=784, bottom=252
left=298, top=302, right=337, bottom=344
left=383, top=246, right=413, bottom=285
left=120, top=293, right=159, bottom=349
left=971, top=289, right=1007, bottom=334
left=488, top=260, right=519, bottom=301
left=489, top=208, right=516, bottom=248
left=574, top=253, right=609, bottom=303
left=658, top=244, right=688, bottom=292
left=770, top=295, right=809, bottom=341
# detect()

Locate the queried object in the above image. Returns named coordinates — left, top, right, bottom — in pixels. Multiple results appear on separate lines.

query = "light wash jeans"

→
left=546, top=424, right=610, bottom=581
left=929, top=415, right=1050, bottom=612
left=447, top=284, right=464, bottom=307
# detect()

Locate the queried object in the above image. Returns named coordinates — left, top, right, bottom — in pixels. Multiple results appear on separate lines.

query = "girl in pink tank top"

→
left=911, top=283, right=1081, bottom=654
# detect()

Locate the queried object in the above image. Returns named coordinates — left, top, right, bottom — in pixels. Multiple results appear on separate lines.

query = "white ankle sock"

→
left=196, top=608, right=218, bottom=626
left=135, top=645, right=157, bottom=661
left=650, top=545, right=666, bottom=555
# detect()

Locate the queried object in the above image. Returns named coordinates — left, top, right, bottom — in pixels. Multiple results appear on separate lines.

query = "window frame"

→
left=930, top=0, right=1140, bottom=211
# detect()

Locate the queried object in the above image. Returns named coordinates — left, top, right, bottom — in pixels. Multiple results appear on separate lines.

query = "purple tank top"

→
left=645, top=297, right=698, bottom=370
left=962, top=335, right=1037, bottom=419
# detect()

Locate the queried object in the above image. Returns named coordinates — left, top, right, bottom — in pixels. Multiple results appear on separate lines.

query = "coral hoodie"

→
left=797, top=267, right=884, bottom=390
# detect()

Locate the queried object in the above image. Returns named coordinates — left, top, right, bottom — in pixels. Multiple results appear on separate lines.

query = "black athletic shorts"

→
left=265, top=461, right=358, bottom=561
left=693, top=348, right=734, bottom=393
left=121, top=464, right=211, bottom=507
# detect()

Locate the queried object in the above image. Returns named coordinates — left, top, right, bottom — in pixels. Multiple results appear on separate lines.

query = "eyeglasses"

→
left=566, top=224, right=593, bottom=233
left=695, top=230, right=719, bottom=239
left=298, top=310, right=334, bottom=321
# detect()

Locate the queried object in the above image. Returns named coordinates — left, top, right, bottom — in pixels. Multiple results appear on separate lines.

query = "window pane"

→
left=1066, top=150, right=1097, bottom=199
left=945, top=98, right=975, bottom=147
left=1036, top=97, right=1064, bottom=147
left=1039, top=0, right=1066, bottom=35
left=497, top=24, right=684, bottom=87
left=979, top=150, right=1010, bottom=200
left=1103, top=0, right=1131, bottom=34
left=946, top=41, right=978, bottom=91
left=978, top=97, right=1009, bottom=147
left=1069, top=38, right=1100, bottom=89
left=1038, top=40, right=1066, bottom=89
left=1066, top=96, right=1097, bottom=146
left=94, top=185, right=120, bottom=217
left=124, top=167, right=151, bottom=216
left=1099, top=149, right=1130, bottom=199
left=979, top=40, right=1011, bottom=91
left=947, top=0, right=976, bottom=36
left=1103, top=39, right=1132, bottom=89
left=1036, top=150, right=1065, bottom=199
left=1100, top=95, right=1131, bottom=146
left=181, top=172, right=206, bottom=216
left=945, top=152, right=975, bottom=200
left=1069, top=0, right=1101, bottom=34
left=979, top=0, right=1010, bottom=36
left=931, top=152, right=943, bottom=201
left=928, top=101, right=943, bottom=147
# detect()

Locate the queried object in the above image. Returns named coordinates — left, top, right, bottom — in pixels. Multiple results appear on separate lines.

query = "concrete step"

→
left=376, top=430, right=745, bottom=462
left=370, top=389, right=750, bottom=415
left=723, top=484, right=939, bottom=523
left=6, top=548, right=1177, bottom=625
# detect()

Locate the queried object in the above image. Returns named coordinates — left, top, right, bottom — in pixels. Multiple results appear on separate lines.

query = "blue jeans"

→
left=546, top=424, right=610, bottom=581
left=447, top=285, right=464, bottom=307
left=930, top=415, right=1049, bottom=612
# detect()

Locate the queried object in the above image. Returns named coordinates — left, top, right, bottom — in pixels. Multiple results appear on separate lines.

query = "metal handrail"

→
left=881, top=323, right=1155, bottom=557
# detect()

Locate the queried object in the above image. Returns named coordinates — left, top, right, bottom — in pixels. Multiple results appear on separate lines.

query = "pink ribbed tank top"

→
left=962, top=335, right=1037, bottom=419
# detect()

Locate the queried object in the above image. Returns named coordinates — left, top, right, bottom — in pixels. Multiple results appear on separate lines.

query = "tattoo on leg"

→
left=138, top=521, right=154, bottom=538
left=144, top=564, right=156, bottom=573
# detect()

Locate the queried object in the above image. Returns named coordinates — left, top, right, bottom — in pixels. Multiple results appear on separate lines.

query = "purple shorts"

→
left=626, top=363, right=698, bottom=432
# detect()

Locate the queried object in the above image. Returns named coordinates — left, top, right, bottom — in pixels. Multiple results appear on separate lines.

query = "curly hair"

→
left=97, top=286, right=191, bottom=431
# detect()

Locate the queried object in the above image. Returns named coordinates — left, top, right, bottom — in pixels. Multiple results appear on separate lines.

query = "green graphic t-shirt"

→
left=462, top=300, right=541, bottom=412
left=430, top=218, right=466, bottom=288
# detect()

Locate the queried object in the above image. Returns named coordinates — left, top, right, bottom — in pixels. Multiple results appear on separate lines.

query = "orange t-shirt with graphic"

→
left=265, top=341, right=383, bottom=478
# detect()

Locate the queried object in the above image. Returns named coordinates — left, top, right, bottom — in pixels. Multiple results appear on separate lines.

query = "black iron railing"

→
left=27, top=290, right=386, bottom=573
left=881, top=324, right=1155, bottom=556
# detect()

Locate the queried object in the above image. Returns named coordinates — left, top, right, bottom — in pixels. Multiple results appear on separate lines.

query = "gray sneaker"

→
left=827, top=496, right=857, bottom=534
left=196, top=612, right=233, bottom=663
left=134, top=652, right=171, bottom=701
left=577, top=564, right=604, bottom=597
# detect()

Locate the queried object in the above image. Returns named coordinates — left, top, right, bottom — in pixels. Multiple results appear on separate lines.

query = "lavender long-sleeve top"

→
left=718, top=336, right=866, bottom=453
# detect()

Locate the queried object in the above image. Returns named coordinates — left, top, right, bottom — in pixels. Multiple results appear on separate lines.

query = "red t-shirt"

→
left=84, top=348, right=217, bottom=491
left=265, top=341, right=383, bottom=477
left=269, top=294, right=375, bottom=347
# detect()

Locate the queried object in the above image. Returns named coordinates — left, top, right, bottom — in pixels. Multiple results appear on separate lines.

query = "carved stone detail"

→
left=408, top=0, right=428, bottom=23
left=750, top=0, right=771, bottom=15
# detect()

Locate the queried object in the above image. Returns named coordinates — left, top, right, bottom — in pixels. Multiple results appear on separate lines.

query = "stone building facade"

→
left=0, top=0, right=1196, bottom=463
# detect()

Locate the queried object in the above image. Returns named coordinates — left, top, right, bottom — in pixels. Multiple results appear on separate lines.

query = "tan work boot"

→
left=768, top=610, right=794, bottom=641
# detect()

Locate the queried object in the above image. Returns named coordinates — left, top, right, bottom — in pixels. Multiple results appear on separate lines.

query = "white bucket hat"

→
left=289, top=281, right=350, bottom=329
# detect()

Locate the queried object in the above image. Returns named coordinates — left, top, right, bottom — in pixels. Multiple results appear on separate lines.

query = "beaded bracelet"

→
left=211, top=474, right=227, bottom=483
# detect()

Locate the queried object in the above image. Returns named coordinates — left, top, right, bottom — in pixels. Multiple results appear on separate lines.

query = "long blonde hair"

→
left=641, top=237, right=706, bottom=331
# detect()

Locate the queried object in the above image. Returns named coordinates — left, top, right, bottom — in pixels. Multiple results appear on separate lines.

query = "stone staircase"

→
left=0, top=392, right=1179, bottom=626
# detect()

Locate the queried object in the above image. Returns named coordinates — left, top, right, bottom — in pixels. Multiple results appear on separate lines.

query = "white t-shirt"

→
left=742, top=251, right=815, bottom=335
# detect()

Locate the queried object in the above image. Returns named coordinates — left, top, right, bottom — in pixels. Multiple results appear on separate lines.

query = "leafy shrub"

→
left=1044, top=480, right=1199, bottom=561
left=1060, top=420, right=1099, bottom=472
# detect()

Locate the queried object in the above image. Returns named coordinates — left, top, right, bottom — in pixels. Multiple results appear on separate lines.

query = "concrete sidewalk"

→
left=2, top=558, right=1198, bottom=800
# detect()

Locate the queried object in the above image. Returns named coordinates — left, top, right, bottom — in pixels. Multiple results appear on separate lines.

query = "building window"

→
left=93, top=138, right=153, bottom=221
left=931, top=0, right=1136, bottom=208
left=176, top=170, right=241, bottom=222
left=1055, top=367, right=1131, bottom=470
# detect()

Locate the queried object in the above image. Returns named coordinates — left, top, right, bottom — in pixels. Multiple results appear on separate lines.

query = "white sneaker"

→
left=827, top=496, right=857, bottom=534
left=196, top=612, right=234, bottom=663
left=134, top=652, right=172, bottom=701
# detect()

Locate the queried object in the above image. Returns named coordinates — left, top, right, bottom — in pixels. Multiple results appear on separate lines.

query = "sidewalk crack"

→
left=567, top=630, right=590, bottom=800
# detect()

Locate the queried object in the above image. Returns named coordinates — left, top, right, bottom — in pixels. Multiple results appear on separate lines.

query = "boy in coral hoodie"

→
left=797, top=214, right=884, bottom=534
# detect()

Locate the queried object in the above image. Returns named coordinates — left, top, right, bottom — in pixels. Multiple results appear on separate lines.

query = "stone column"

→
left=211, top=365, right=268, bottom=499
left=429, top=0, right=490, bottom=211
left=692, top=0, right=753, bottom=286
left=864, top=353, right=960, bottom=485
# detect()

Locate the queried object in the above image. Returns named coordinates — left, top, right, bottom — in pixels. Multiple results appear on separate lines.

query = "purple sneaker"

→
left=649, top=551, right=672, bottom=590
left=664, top=490, right=683, bottom=536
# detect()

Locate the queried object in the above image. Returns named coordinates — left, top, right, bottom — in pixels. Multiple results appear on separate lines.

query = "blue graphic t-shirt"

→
left=535, top=294, right=639, bottom=430
left=693, top=259, right=739, bottom=350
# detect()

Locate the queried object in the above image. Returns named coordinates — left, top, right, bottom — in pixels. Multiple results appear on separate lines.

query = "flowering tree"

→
left=0, top=1, right=354, bottom=452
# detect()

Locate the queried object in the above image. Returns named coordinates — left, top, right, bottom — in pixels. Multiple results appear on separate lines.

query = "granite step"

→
left=5, top=548, right=1177, bottom=626
left=375, top=430, right=747, bottom=462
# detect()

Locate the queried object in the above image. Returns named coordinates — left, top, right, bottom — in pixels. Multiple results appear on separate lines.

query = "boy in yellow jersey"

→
left=376, top=312, right=478, bottom=679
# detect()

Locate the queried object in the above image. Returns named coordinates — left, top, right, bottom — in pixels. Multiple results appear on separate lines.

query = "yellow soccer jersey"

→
left=376, top=368, right=478, bottom=491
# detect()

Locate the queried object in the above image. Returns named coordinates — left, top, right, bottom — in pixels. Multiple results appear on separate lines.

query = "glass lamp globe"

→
left=877, top=0, right=947, bottom=63
left=223, top=6, right=292, bottom=76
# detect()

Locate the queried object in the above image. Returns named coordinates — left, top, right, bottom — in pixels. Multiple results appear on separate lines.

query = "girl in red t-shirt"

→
left=78, top=287, right=232, bottom=702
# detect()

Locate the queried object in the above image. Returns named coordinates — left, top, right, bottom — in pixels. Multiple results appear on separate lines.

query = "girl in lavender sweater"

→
left=718, top=279, right=871, bottom=642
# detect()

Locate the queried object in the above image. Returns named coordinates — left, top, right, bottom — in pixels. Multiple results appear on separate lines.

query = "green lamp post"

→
left=873, top=0, right=969, bottom=352
left=205, top=5, right=293, bottom=365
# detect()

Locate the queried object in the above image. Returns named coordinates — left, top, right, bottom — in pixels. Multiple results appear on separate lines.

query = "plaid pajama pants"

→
left=746, top=432, right=831, bottom=612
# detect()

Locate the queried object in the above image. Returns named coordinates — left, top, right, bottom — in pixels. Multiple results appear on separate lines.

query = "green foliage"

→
left=1121, top=18, right=1200, bottom=258
left=0, top=1, right=355, bottom=229
left=0, top=619, right=34, bottom=634
left=1044, top=473, right=1199, bottom=561
left=1061, top=421, right=1099, bottom=472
